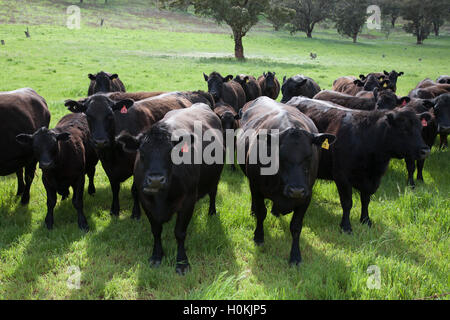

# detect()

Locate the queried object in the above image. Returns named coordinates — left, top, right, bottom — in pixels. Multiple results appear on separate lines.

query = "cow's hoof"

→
left=149, top=256, right=162, bottom=268
left=253, top=237, right=264, bottom=246
left=88, top=185, right=96, bottom=196
left=20, top=194, right=30, bottom=205
left=110, top=210, right=119, bottom=217
left=208, top=209, right=217, bottom=216
left=340, top=224, right=353, bottom=235
left=289, top=257, right=302, bottom=267
left=176, top=263, right=190, bottom=275
left=45, top=220, right=53, bottom=230
left=78, top=223, right=89, bottom=232
left=360, top=217, right=372, bottom=227
left=131, top=213, right=141, bottom=220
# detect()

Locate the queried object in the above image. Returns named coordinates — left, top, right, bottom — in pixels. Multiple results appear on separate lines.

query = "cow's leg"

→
left=289, top=202, right=309, bottom=266
left=249, top=183, right=267, bottom=245
left=439, top=134, right=448, bottom=149
left=359, top=191, right=372, bottom=227
left=335, top=180, right=353, bottom=234
left=405, top=157, right=416, bottom=187
left=131, top=181, right=141, bottom=220
left=16, top=168, right=25, bottom=196
left=86, top=165, right=96, bottom=196
left=43, top=177, right=57, bottom=230
left=208, top=186, right=217, bottom=216
left=416, top=159, right=426, bottom=182
left=148, top=215, right=164, bottom=267
left=72, top=175, right=89, bottom=232
left=109, top=179, right=120, bottom=216
left=174, top=197, right=196, bottom=275
left=21, top=160, right=37, bottom=205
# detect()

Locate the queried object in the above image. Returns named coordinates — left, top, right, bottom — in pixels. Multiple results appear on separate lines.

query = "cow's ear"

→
left=384, top=70, right=389, bottom=76
left=65, top=100, right=87, bottom=113
left=263, top=72, right=267, bottom=77
left=312, top=133, right=336, bottom=148
left=386, top=112, right=396, bottom=125
left=398, top=71, right=404, bottom=77
left=397, top=96, right=410, bottom=106
left=354, top=80, right=364, bottom=87
left=56, top=132, right=71, bottom=142
left=16, top=133, right=34, bottom=146
left=111, top=99, right=134, bottom=112
left=418, top=112, right=432, bottom=123
left=283, top=76, right=287, bottom=84
left=116, top=133, right=141, bottom=153
left=423, top=99, right=435, bottom=109
left=244, top=76, right=250, bottom=83
left=88, top=74, right=96, bottom=81
left=373, top=87, right=379, bottom=100
left=296, top=79, right=307, bottom=88
left=203, top=73, right=209, bottom=82
left=109, top=73, right=119, bottom=80
left=359, top=74, right=366, bottom=81
left=380, top=79, right=390, bottom=89
left=273, top=72, right=276, bottom=76
left=224, top=75, right=233, bottom=82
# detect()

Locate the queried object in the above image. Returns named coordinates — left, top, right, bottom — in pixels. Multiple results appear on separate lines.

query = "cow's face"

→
left=16, top=127, right=70, bottom=169
left=219, top=111, right=237, bottom=131
left=433, top=93, right=450, bottom=134
left=384, top=70, right=403, bottom=91
left=88, top=71, right=118, bottom=94
left=385, top=110, right=431, bottom=160
left=437, top=76, right=450, bottom=84
left=64, top=95, right=134, bottom=149
left=375, top=89, right=410, bottom=110
left=204, top=72, right=233, bottom=102
left=116, top=126, right=178, bottom=195
left=364, top=74, right=387, bottom=91
left=280, top=77, right=308, bottom=103
left=275, top=128, right=335, bottom=200
left=264, top=72, right=277, bottom=89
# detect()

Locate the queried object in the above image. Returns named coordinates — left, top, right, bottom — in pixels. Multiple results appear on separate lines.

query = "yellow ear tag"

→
left=245, top=79, right=249, bottom=83
left=321, top=139, right=329, bottom=150
left=383, top=82, right=388, bottom=88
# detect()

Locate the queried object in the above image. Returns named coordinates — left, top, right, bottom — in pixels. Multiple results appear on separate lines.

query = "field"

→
left=0, top=0, right=449, bottom=300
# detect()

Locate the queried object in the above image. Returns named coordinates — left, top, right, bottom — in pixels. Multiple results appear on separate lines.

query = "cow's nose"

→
left=286, top=187, right=308, bottom=199
left=39, top=161, right=54, bottom=169
left=143, top=175, right=167, bottom=194
left=94, top=139, right=109, bottom=148
left=419, top=147, right=430, bottom=159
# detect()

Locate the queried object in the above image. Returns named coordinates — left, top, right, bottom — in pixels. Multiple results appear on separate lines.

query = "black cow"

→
left=214, top=102, right=239, bottom=171
left=16, top=113, right=98, bottom=231
left=360, top=70, right=404, bottom=92
left=286, top=97, right=431, bottom=233
left=402, top=98, right=438, bottom=186
left=234, top=74, right=262, bottom=102
left=0, top=88, right=51, bottom=204
left=257, top=72, right=281, bottom=100
left=64, top=91, right=212, bottom=219
left=314, top=89, right=410, bottom=111
left=280, top=74, right=321, bottom=102
left=116, top=103, right=224, bottom=274
left=203, top=72, right=246, bottom=112
left=88, top=71, right=126, bottom=96
left=436, top=75, right=450, bottom=84
left=237, top=97, right=336, bottom=265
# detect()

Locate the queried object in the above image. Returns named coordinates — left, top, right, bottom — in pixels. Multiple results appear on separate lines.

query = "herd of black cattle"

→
left=1, top=70, right=449, bottom=274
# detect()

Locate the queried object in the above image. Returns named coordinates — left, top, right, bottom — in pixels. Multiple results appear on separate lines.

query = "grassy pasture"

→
left=0, top=0, right=449, bottom=299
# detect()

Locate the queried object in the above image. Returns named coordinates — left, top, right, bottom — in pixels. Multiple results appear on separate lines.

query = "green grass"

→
left=0, top=0, right=449, bottom=300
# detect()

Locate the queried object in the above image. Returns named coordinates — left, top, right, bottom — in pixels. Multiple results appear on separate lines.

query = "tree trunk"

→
left=233, top=30, right=244, bottom=60
left=352, top=33, right=357, bottom=43
left=433, top=22, right=439, bottom=36
left=306, top=30, right=312, bottom=38
left=417, top=34, right=423, bottom=45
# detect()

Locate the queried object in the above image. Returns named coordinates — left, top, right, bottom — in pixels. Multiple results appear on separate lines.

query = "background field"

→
left=0, top=0, right=449, bottom=299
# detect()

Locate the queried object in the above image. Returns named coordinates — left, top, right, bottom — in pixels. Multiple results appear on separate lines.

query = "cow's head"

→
left=280, top=76, right=308, bottom=103
left=261, top=128, right=335, bottom=200
left=383, top=70, right=404, bottom=92
left=88, top=71, right=119, bottom=94
left=16, top=127, right=70, bottom=169
left=384, top=109, right=431, bottom=160
left=64, top=95, right=134, bottom=149
left=437, top=76, right=450, bottom=85
left=432, top=93, right=450, bottom=134
left=203, top=72, right=233, bottom=102
left=374, top=88, right=410, bottom=110
left=116, top=124, right=191, bottom=196
left=264, top=71, right=277, bottom=89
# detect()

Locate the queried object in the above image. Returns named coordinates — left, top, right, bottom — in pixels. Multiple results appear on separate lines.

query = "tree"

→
left=401, top=1, right=437, bottom=44
left=265, top=0, right=294, bottom=31
left=286, top=0, right=336, bottom=38
left=428, top=0, right=449, bottom=36
left=379, top=0, right=402, bottom=28
left=333, top=0, right=368, bottom=43
left=164, top=0, right=269, bottom=59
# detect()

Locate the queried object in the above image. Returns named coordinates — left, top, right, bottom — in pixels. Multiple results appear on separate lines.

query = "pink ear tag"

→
left=421, top=119, right=428, bottom=127
left=120, top=106, right=128, bottom=114
left=181, top=143, right=189, bottom=153
left=402, top=100, right=407, bottom=107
